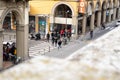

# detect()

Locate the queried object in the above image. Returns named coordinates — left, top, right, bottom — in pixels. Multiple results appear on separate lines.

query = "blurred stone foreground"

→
left=0, top=27, right=120, bottom=80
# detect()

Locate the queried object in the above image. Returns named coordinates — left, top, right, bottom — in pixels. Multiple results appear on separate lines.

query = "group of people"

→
left=30, top=32, right=41, bottom=40
left=46, top=29, right=71, bottom=49
left=3, top=42, right=16, bottom=62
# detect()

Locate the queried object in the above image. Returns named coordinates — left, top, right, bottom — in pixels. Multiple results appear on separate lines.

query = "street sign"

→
left=79, top=0, right=85, bottom=13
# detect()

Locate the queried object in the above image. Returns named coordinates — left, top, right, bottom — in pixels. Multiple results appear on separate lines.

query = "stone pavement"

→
left=42, top=21, right=117, bottom=58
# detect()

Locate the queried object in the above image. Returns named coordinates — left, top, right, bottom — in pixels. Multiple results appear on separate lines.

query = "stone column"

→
left=0, top=29, right=3, bottom=70
left=72, top=16, right=78, bottom=39
left=103, top=10, right=106, bottom=23
left=90, top=12, right=95, bottom=30
left=97, top=10, right=101, bottom=27
left=49, top=14, right=54, bottom=32
left=116, top=8, right=119, bottom=19
left=16, top=24, right=28, bottom=61
left=118, top=8, right=120, bottom=18
left=35, top=15, right=39, bottom=33
left=108, top=9, right=111, bottom=22
left=113, top=8, right=116, bottom=20
left=24, top=6, right=29, bottom=60
left=82, top=14, right=86, bottom=34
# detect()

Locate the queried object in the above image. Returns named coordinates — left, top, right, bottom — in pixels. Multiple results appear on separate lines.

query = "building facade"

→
left=29, top=0, right=120, bottom=38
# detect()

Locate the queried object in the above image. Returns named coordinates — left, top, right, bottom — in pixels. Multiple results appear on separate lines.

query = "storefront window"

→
left=29, top=16, right=35, bottom=33
left=38, top=16, right=46, bottom=38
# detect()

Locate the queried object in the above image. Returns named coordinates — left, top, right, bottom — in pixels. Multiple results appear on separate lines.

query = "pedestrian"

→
left=101, top=23, right=105, bottom=30
left=51, top=31, right=55, bottom=46
left=90, top=30, right=93, bottom=39
left=58, top=39, right=62, bottom=49
left=46, top=32, right=50, bottom=42
left=67, top=32, right=71, bottom=41
left=54, top=36, right=58, bottom=47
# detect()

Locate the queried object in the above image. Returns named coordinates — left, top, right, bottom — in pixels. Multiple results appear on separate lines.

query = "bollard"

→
left=49, top=46, right=50, bottom=52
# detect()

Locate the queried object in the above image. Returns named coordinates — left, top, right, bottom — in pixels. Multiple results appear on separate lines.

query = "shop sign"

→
left=79, top=0, right=85, bottom=13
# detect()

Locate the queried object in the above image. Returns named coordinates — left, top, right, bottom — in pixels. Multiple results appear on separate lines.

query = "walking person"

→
left=58, top=39, right=62, bottom=50
left=46, top=32, right=50, bottom=42
left=90, top=30, right=93, bottom=39
left=51, top=31, right=55, bottom=46
left=101, top=23, right=105, bottom=30
left=67, top=32, right=71, bottom=41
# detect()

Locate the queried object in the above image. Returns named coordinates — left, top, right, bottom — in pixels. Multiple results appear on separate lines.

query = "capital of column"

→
left=16, top=24, right=24, bottom=31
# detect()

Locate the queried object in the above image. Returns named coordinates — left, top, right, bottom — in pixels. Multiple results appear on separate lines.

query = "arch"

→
left=101, top=1, right=107, bottom=24
left=95, top=1, right=101, bottom=11
left=102, top=1, right=107, bottom=10
left=54, top=4, right=72, bottom=18
left=113, top=0, right=117, bottom=7
left=0, top=8, right=24, bottom=28
left=94, top=1, right=101, bottom=28
left=108, top=0, right=112, bottom=9
left=51, top=2, right=75, bottom=17
left=119, top=0, right=120, bottom=6
left=87, top=3, right=93, bottom=15
left=116, top=0, right=120, bottom=7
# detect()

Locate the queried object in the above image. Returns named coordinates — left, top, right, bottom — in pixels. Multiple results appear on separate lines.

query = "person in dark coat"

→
left=51, top=31, right=55, bottom=45
left=90, top=30, right=93, bottom=39
left=58, top=39, right=62, bottom=49
left=35, top=32, right=41, bottom=40
left=54, top=32, right=58, bottom=47
left=46, top=32, right=50, bottom=42
left=101, top=23, right=105, bottom=30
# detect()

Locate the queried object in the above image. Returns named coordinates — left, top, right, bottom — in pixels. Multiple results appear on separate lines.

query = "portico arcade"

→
left=79, top=0, right=120, bottom=35
left=0, top=0, right=29, bottom=69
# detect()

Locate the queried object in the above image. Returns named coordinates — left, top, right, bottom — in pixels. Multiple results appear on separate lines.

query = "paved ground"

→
left=29, top=21, right=117, bottom=58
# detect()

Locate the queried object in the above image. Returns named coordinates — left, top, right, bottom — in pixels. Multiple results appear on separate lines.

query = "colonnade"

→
left=80, top=7, right=120, bottom=35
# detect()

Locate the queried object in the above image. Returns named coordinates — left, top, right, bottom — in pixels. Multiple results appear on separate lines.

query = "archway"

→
left=112, top=0, right=117, bottom=20
left=86, top=3, right=93, bottom=32
left=1, top=9, right=23, bottom=69
left=111, top=3, right=114, bottom=21
left=0, top=7, right=29, bottom=69
left=94, top=2, right=101, bottom=28
left=116, top=0, right=120, bottom=19
left=106, top=1, right=111, bottom=23
left=101, top=1, right=106, bottom=24
left=52, top=4, right=73, bottom=38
